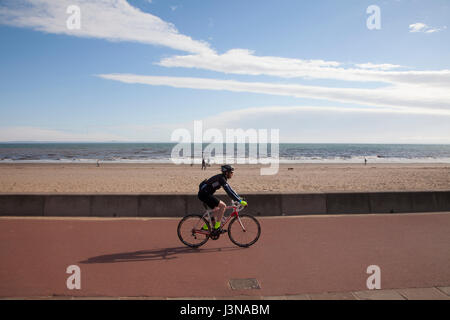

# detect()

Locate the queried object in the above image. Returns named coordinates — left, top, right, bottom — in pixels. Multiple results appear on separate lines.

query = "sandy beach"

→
left=0, top=163, right=449, bottom=194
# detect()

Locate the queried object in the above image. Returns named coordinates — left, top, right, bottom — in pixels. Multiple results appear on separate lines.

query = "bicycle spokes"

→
left=228, top=214, right=261, bottom=248
left=177, top=215, right=210, bottom=248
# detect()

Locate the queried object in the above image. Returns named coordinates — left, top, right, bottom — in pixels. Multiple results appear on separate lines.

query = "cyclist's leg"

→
left=198, top=192, right=221, bottom=229
left=213, top=200, right=226, bottom=228
left=203, top=195, right=224, bottom=229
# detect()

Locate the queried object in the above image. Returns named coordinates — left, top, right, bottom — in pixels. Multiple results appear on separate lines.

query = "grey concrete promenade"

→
left=2, top=285, right=450, bottom=300
left=1, top=191, right=449, bottom=217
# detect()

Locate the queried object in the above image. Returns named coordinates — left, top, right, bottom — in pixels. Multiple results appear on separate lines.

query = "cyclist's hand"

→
left=240, top=200, right=248, bottom=207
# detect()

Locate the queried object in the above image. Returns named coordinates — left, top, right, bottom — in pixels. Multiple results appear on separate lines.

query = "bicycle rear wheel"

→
left=177, top=214, right=210, bottom=248
left=228, top=214, right=261, bottom=247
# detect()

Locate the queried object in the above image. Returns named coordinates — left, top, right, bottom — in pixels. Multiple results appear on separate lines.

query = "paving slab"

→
left=353, top=289, right=406, bottom=300
left=72, top=296, right=119, bottom=300
left=309, top=292, right=357, bottom=300
left=119, top=296, right=167, bottom=300
left=437, top=287, right=450, bottom=296
left=167, top=296, right=217, bottom=300
left=261, top=296, right=288, bottom=300
left=216, top=295, right=263, bottom=300
left=285, top=294, right=310, bottom=300
left=398, top=287, right=450, bottom=300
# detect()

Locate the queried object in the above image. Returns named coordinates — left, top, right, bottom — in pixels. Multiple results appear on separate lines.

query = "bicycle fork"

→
left=236, top=216, right=247, bottom=232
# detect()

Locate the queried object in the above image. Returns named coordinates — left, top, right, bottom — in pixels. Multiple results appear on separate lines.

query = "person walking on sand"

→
left=202, top=157, right=206, bottom=170
left=364, top=157, right=367, bottom=166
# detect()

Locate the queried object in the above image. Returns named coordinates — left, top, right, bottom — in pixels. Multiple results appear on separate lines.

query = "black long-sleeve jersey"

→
left=198, top=173, right=241, bottom=202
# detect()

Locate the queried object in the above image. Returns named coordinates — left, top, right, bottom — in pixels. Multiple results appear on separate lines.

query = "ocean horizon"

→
left=1, top=142, right=450, bottom=164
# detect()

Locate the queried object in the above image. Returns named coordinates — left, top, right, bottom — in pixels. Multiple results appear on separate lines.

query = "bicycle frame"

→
left=194, top=201, right=246, bottom=235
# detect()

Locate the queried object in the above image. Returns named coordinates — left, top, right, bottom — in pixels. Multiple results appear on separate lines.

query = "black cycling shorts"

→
left=198, top=191, right=220, bottom=209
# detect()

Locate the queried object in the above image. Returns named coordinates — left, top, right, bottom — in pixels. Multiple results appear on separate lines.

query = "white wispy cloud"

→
left=0, top=0, right=213, bottom=54
left=410, top=23, right=428, bottom=32
left=354, top=63, right=403, bottom=71
left=158, top=50, right=450, bottom=87
left=98, top=74, right=450, bottom=114
left=409, top=22, right=447, bottom=33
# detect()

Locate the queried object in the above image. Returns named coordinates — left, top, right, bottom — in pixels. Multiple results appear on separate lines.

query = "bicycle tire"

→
left=228, top=214, right=261, bottom=247
left=177, top=214, right=210, bottom=248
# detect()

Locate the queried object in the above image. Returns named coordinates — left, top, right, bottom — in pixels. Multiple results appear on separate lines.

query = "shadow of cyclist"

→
left=79, top=246, right=242, bottom=264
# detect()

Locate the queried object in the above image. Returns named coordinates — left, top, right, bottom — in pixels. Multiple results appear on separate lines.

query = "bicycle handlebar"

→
left=231, top=200, right=247, bottom=211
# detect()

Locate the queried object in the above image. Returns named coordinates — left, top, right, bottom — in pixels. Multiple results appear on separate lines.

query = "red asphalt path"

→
left=1, top=213, right=450, bottom=298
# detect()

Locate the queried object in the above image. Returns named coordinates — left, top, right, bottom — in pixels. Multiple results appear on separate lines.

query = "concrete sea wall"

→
left=0, top=191, right=449, bottom=217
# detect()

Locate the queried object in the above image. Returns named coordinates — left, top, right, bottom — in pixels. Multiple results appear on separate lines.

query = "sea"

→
left=1, top=143, right=450, bottom=164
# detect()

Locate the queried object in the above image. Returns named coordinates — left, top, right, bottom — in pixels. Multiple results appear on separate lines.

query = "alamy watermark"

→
left=66, top=265, right=81, bottom=290
left=170, top=121, right=280, bottom=175
left=366, top=265, right=381, bottom=290
left=66, top=5, right=81, bottom=30
left=367, top=5, right=381, bottom=30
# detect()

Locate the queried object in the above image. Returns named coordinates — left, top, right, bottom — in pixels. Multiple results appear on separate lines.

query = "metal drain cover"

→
left=229, top=278, right=261, bottom=290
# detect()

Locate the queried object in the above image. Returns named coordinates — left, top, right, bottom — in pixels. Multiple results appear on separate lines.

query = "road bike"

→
left=177, top=200, right=261, bottom=248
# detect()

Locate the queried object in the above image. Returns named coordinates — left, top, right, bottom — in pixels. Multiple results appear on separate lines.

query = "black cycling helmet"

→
left=221, top=164, right=234, bottom=173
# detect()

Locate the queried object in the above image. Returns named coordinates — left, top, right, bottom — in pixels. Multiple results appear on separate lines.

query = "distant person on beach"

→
left=198, top=165, right=247, bottom=231
left=96, top=159, right=100, bottom=167
left=202, top=158, right=206, bottom=170
left=364, top=158, right=367, bottom=166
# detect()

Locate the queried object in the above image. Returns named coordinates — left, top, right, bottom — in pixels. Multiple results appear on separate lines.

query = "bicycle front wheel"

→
left=228, top=214, right=261, bottom=247
left=177, top=214, right=210, bottom=248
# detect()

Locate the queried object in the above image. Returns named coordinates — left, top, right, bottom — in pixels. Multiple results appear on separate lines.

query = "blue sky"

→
left=0, top=0, right=449, bottom=143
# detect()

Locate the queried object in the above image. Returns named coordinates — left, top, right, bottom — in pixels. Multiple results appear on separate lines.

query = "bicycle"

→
left=177, top=200, right=261, bottom=248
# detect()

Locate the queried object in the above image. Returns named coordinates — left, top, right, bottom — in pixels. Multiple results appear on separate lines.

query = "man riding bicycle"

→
left=198, top=165, right=247, bottom=230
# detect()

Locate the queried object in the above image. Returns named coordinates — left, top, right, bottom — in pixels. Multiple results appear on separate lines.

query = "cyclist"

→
left=198, top=165, right=247, bottom=230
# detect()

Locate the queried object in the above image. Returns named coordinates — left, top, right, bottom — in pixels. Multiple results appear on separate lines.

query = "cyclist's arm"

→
left=222, top=183, right=241, bottom=202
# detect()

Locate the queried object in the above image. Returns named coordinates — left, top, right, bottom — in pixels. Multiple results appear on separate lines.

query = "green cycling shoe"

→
left=202, top=221, right=221, bottom=230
